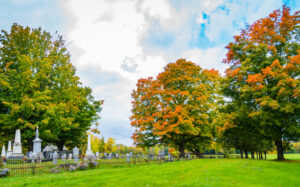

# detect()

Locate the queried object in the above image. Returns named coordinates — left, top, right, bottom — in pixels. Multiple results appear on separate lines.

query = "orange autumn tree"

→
left=223, top=6, right=300, bottom=160
left=131, top=59, right=220, bottom=157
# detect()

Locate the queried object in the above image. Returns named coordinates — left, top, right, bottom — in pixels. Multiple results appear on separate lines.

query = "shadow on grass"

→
left=267, top=159, right=300, bottom=163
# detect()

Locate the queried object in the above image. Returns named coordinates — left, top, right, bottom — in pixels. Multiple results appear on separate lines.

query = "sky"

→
left=0, top=0, right=299, bottom=146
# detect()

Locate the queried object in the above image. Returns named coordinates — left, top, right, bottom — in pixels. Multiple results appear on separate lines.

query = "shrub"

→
left=49, top=167, right=61, bottom=173
left=69, top=165, right=77, bottom=172
left=0, top=168, right=9, bottom=177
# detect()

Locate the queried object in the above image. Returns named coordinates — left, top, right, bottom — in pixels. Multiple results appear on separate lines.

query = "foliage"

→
left=104, top=137, right=116, bottom=153
left=0, top=168, right=9, bottom=177
left=221, top=6, right=300, bottom=160
left=0, top=24, right=103, bottom=150
left=98, top=137, right=105, bottom=153
left=131, top=59, right=220, bottom=157
left=90, top=133, right=100, bottom=153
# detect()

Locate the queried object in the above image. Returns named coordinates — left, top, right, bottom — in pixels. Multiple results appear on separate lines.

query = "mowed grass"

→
left=267, top=153, right=300, bottom=160
left=1, top=155, right=300, bottom=187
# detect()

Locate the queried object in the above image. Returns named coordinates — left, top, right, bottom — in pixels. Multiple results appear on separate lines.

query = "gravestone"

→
left=86, top=134, right=93, bottom=156
left=116, top=153, right=119, bottom=159
left=61, top=154, right=67, bottom=162
left=73, top=147, right=79, bottom=162
left=37, top=152, right=42, bottom=163
left=126, top=153, right=130, bottom=162
left=7, top=141, right=12, bottom=157
left=31, top=152, right=37, bottom=163
left=95, top=152, right=99, bottom=160
left=28, top=151, right=33, bottom=159
left=68, top=154, right=73, bottom=161
left=1, top=145, right=6, bottom=157
left=187, top=153, right=191, bottom=160
left=53, top=151, right=58, bottom=164
left=158, top=151, right=165, bottom=160
left=33, top=126, right=42, bottom=155
left=108, top=153, right=112, bottom=160
left=11, top=129, right=24, bottom=158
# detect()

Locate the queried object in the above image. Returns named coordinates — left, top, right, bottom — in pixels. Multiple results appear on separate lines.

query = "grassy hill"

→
left=1, top=154, right=300, bottom=187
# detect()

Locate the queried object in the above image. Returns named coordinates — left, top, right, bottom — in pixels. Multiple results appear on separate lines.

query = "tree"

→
left=0, top=24, right=103, bottom=150
left=131, top=77, right=160, bottom=147
left=131, top=59, right=220, bottom=157
left=98, top=137, right=106, bottom=153
left=222, top=6, right=300, bottom=160
left=90, top=133, right=100, bottom=153
left=105, top=137, right=116, bottom=153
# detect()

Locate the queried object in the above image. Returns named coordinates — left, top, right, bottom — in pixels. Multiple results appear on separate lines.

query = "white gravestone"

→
left=73, top=147, right=79, bottom=162
left=126, top=153, right=130, bottom=162
left=168, top=153, right=172, bottom=161
left=28, top=151, right=33, bottom=159
left=31, top=152, right=37, bottom=163
left=61, top=154, right=67, bottom=162
left=86, top=134, right=93, bottom=156
left=11, top=129, right=23, bottom=158
left=95, top=152, right=99, bottom=160
left=1, top=145, right=6, bottom=157
left=7, top=141, right=12, bottom=157
left=33, top=126, right=42, bottom=154
left=68, top=154, right=73, bottom=161
left=37, top=152, right=42, bottom=163
left=53, top=151, right=58, bottom=164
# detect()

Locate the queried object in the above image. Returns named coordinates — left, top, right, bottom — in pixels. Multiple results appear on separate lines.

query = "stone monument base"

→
left=8, top=153, right=24, bottom=159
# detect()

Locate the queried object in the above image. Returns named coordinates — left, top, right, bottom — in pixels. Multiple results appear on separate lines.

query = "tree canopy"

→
left=220, top=6, right=300, bottom=160
left=0, top=24, right=103, bottom=151
left=131, top=59, right=220, bottom=157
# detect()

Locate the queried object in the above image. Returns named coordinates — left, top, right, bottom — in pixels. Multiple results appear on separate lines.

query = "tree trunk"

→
left=256, top=152, right=258, bottom=159
left=264, top=151, right=267, bottom=160
left=251, top=152, right=255, bottom=159
left=57, top=141, right=65, bottom=151
left=275, top=140, right=285, bottom=160
left=179, top=142, right=186, bottom=158
left=260, top=152, right=263, bottom=159
left=240, top=150, right=243, bottom=158
left=244, top=150, right=248, bottom=159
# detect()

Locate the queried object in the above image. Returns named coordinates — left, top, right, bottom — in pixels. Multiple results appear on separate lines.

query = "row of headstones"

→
left=1, top=128, right=43, bottom=159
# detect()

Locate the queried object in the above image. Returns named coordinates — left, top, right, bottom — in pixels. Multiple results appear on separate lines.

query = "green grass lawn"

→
left=1, top=155, right=300, bottom=187
left=267, top=153, right=300, bottom=160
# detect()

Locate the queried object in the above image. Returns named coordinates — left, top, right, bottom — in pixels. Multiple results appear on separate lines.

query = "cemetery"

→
left=0, top=1, right=299, bottom=186
left=0, top=128, right=201, bottom=177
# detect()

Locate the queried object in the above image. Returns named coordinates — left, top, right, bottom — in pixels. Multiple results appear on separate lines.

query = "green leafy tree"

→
left=98, top=137, right=106, bottom=153
left=222, top=7, right=300, bottom=160
left=0, top=24, right=103, bottom=150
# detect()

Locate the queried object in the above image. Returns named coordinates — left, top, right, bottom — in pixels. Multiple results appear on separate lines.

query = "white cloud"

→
left=181, top=47, right=228, bottom=74
left=60, top=0, right=170, bottom=145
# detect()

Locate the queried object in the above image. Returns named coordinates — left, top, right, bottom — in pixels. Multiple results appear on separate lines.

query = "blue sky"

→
left=1, top=0, right=299, bottom=146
